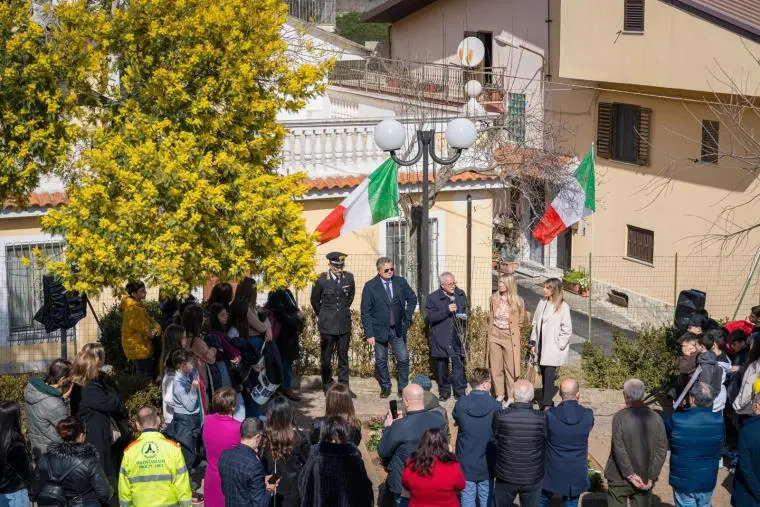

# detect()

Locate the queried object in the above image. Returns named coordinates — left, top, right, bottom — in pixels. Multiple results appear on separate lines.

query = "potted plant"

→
left=562, top=267, right=590, bottom=297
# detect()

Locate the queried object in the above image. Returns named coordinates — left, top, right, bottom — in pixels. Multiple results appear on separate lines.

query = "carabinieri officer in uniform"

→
left=310, top=252, right=356, bottom=397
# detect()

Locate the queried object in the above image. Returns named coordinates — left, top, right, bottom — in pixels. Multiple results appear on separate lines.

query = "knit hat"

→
left=753, top=378, right=760, bottom=394
left=412, top=375, right=433, bottom=391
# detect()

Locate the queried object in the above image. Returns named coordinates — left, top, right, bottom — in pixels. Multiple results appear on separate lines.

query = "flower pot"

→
left=563, top=282, right=580, bottom=295
left=579, top=287, right=590, bottom=297
left=497, top=261, right=520, bottom=274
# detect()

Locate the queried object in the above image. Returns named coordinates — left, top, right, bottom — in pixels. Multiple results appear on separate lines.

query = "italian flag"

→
left=532, top=146, right=595, bottom=245
left=315, top=158, right=400, bottom=244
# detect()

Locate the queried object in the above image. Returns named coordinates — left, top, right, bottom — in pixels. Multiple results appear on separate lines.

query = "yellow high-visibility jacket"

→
left=118, top=430, right=191, bottom=507
left=121, top=296, right=161, bottom=361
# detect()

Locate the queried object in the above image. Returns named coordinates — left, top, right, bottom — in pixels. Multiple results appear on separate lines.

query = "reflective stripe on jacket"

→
left=118, top=430, right=191, bottom=507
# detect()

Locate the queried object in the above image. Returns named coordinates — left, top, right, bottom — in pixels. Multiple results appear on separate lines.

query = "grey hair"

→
left=240, top=417, right=264, bottom=439
left=623, top=378, right=645, bottom=402
left=376, top=256, right=393, bottom=269
left=439, top=272, right=454, bottom=284
left=513, top=379, right=534, bottom=403
left=689, top=382, right=715, bottom=408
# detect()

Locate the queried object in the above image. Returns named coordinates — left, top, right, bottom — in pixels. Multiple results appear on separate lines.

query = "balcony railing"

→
left=328, top=56, right=508, bottom=105
left=286, top=0, right=336, bottom=25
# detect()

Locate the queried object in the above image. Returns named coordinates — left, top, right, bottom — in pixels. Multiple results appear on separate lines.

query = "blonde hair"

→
left=544, top=278, right=564, bottom=312
left=497, top=274, right=525, bottom=314
left=71, top=343, right=105, bottom=385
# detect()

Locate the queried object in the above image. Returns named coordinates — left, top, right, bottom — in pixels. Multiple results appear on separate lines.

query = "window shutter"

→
left=596, top=102, right=613, bottom=159
left=624, top=0, right=645, bottom=32
left=635, top=107, right=651, bottom=166
left=700, top=120, right=719, bottom=164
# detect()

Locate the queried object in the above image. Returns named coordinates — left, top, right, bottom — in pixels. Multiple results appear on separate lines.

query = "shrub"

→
left=581, top=326, right=678, bottom=392
left=99, top=301, right=163, bottom=374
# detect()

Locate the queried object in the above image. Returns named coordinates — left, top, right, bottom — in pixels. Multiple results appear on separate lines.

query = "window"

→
left=6, top=242, right=68, bottom=342
left=507, top=93, right=526, bottom=144
left=624, top=0, right=645, bottom=32
left=597, top=102, right=651, bottom=165
left=626, top=226, right=654, bottom=264
left=700, top=120, right=719, bottom=164
left=385, top=218, right=439, bottom=293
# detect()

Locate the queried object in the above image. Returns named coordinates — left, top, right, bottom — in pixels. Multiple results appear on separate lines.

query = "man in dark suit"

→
left=360, top=256, right=417, bottom=398
left=425, top=272, right=468, bottom=401
left=310, top=252, right=356, bottom=395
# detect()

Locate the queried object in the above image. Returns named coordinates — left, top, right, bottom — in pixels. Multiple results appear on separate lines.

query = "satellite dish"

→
left=457, top=37, right=485, bottom=67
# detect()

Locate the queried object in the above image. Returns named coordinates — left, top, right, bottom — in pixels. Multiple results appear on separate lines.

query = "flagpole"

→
left=588, top=143, right=595, bottom=343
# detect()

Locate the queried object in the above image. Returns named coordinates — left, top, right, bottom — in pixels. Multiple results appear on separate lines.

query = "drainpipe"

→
left=546, top=0, right=552, bottom=81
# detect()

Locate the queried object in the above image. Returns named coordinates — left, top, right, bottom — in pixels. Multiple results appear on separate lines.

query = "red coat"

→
left=401, top=459, right=466, bottom=507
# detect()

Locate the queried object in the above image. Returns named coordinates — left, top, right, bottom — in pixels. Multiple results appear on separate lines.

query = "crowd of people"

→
left=2, top=252, right=760, bottom=507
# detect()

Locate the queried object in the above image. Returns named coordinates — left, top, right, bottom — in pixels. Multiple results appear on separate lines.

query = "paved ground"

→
left=292, top=375, right=733, bottom=506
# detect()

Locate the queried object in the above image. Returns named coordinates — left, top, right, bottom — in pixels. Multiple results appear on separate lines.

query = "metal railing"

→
left=327, top=56, right=509, bottom=105
left=286, top=0, right=336, bottom=25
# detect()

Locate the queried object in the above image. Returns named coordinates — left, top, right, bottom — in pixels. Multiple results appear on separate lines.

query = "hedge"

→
left=581, top=326, right=679, bottom=393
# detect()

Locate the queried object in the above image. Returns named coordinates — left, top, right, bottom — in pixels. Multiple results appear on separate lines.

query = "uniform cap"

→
left=326, top=252, right=347, bottom=266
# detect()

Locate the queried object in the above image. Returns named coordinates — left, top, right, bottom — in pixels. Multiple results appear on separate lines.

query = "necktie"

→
left=384, top=281, right=395, bottom=327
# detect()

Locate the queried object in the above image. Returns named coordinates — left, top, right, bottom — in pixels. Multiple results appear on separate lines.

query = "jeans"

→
left=395, top=494, right=409, bottom=507
left=673, top=490, right=713, bottom=507
left=540, top=365, right=557, bottom=407
left=132, top=358, right=156, bottom=379
left=461, top=480, right=492, bottom=507
left=320, top=332, right=350, bottom=387
left=493, top=481, right=540, bottom=507
left=435, top=353, right=467, bottom=398
left=539, top=490, right=579, bottom=507
left=0, top=489, right=29, bottom=507
left=282, top=358, right=293, bottom=389
left=375, top=330, right=409, bottom=393
left=169, top=412, right=201, bottom=469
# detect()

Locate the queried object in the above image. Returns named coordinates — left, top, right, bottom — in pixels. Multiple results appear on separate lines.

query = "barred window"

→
left=626, top=226, right=654, bottom=264
left=385, top=218, right=439, bottom=293
left=507, top=93, right=526, bottom=144
left=6, top=242, right=68, bottom=343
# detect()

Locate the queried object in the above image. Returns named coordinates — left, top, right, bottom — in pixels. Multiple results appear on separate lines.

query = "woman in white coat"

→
left=529, top=278, right=572, bottom=409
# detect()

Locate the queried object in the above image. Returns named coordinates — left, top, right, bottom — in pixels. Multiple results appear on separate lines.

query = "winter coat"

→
left=0, top=434, right=32, bottom=494
left=452, top=390, right=501, bottom=481
left=492, top=402, right=546, bottom=486
left=424, top=287, right=467, bottom=359
left=402, top=459, right=466, bottom=507
left=666, top=407, right=723, bottom=493
left=378, top=409, right=447, bottom=494
left=360, top=275, right=417, bottom=344
left=310, top=273, right=355, bottom=336
left=696, top=351, right=723, bottom=400
left=120, top=296, right=160, bottom=361
left=261, top=430, right=311, bottom=507
left=487, top=293, right=526, bottom=376
left=734, top=360, right=760, bottom=415
left=70, top=375, right=130, bottom=478
left=218, top=444, right=270, bottom=507
left=202, top=414, right=242, bottom=507
left=30, top=442, right=113, bottom=507
left=733, top=416, right=760, bottom=506
left=268, top=289, right=304, bottom=362
left=529, top=299, right=572, bottom=367
left=543, top=400, right=595, bottom=497
left=309, top=417, right=362, bottom=446
left=604, top=405, right=668, bottom=486
left=298, top=441, right=373, bottom=507
left=24, top=377, right=68, bottom=459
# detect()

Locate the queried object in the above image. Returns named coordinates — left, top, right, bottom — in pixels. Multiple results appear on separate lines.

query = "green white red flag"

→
left=315, top=159, right=399, bottom=244
left=532, top=147, right=595, bottom=245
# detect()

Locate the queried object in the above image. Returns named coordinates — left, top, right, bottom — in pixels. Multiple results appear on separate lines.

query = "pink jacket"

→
left=202, top=414, right=242, bottom=507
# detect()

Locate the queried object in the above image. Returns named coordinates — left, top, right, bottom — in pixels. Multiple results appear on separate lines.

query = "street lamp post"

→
left=374, top=118, right=477, bottom=302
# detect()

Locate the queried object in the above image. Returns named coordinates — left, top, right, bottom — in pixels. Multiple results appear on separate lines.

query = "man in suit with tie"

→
left=360, top=256, right=418, bottom=398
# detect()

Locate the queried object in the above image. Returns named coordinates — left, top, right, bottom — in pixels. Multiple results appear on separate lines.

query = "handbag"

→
left=110, top=416, right=121, bottom=443
left=36, top=458, right=81, bottom=506
left=522, top=352, right=542, bottom=389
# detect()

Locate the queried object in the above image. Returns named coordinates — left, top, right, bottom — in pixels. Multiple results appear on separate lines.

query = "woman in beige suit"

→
left=529, top=277, right=573, bottom=409
left=487, top=274, right=526, bottom=402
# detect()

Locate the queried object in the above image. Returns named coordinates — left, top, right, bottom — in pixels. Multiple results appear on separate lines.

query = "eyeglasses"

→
left=442, top=281, right=456, bottom=286
left=383, top=267, right=395, bottom=273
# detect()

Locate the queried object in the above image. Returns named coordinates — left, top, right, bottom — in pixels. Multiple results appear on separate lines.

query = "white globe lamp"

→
left=446, top=118, right=477, bottom=149
left=465, top=80, right=482, bottom=99
left=374, top=119, right=406, bottom=152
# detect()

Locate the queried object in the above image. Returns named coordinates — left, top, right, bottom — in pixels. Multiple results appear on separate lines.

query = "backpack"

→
left=36, top=457, right=81, bottom=506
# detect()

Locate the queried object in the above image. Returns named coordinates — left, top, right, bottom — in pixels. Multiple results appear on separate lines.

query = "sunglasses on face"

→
left=383, top=267, right=395, bottom=273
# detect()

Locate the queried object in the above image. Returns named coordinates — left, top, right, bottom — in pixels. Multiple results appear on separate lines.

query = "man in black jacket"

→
left=311, top=252, right=356, bottom=395
left=360, top=256, right=417, bottom=398
left=378, top=384, right=447, bottom=505
left=492, top=379, right=546, bottom=507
